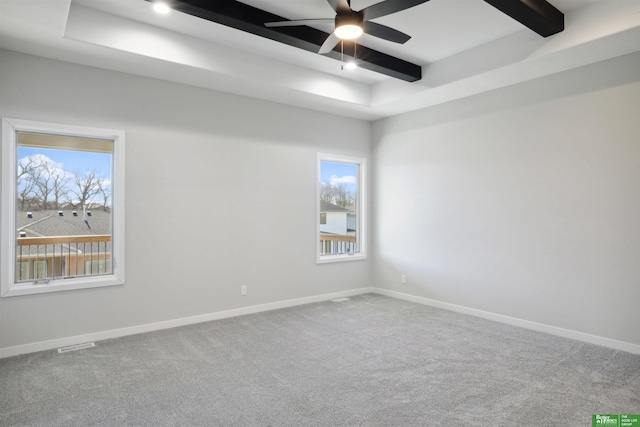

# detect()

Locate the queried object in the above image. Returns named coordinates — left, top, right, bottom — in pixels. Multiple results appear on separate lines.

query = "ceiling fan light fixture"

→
left=334, top=12, right=364, bottom=40
left=343, top=61, right=358, bottom=70
left=335, top=24, right=363, bottom=40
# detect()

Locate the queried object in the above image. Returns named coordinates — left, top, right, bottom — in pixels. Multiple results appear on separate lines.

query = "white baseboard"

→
left=2, top=286, right=638, bottom=358
left=0, top=287, right=374, bottom=359
left=372, top=288, right=640, bottom=355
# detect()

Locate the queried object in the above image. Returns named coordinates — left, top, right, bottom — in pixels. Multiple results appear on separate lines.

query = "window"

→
left=317, top=153, right=367, bottom=263
left=1, top=118, right=125, bottom=297
left=85, top=259, right=111, bottom=275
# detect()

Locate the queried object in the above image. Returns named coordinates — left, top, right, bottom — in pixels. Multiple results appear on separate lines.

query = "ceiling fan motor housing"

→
left=335, top=10, right=364, bottom=30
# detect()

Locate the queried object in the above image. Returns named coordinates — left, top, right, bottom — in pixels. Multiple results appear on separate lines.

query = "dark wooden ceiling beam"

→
left=145, top=0, right=422, bottom=82
left=483, top=0, right=564, bottom=37
left=144, top=0, right=564, bottom=81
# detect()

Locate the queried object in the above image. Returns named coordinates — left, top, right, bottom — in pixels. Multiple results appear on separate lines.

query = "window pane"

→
left=34, top=260, right=47, bottom=280
left=16, top=133, right=113, bottom=282
left=84, top=259, right=111, bottom=275
left=16, top=261, right=29, bottom=281
left=319, top=160, right=358, bottom=256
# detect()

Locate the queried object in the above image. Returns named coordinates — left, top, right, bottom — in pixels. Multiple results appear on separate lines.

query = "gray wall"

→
left=0, top=49, right=371, bottom=350
left=372, top=52, right=640, bottom=346
left=2, top=48, right=639, bottom=353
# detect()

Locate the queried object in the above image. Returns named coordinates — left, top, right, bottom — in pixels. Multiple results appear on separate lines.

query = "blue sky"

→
left=18, top=146, right=112, bottom=206
left=320, top=161, right=357, bottom=194
left=18, top=147, right=111, bottom=177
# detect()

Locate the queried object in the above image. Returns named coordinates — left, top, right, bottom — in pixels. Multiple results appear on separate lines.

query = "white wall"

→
left=0, top=49, right=371, bottom=352
left=372, top=52, right=640, bottom=347
left=320, top=212, right=348, bottom=235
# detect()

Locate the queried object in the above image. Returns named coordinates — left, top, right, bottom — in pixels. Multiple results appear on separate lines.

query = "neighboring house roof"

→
left=320, top=201, right=350, bottom=213
left=17, top=210, right=111, bottom=237
left=17, top=210, right=112, bottom=257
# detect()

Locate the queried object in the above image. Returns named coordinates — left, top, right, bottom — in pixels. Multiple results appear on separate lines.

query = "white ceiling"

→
left=0, top=0, right=638, bottom=120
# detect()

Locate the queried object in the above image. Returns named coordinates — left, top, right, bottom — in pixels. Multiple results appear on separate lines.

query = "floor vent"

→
left=331, top=297, right=351, bottom=303
left=57, top=342, right=96, bottom=353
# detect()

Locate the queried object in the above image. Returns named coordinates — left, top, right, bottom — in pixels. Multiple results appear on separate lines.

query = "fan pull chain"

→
left=341, top=40, right=357, bottom=71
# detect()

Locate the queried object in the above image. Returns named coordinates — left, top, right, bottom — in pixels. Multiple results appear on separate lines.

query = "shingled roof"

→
left=320, top=201, right=350, bottom=213
left=17, top=209, right=111, bottom=237
left=16, top=210, right=112, bottom=257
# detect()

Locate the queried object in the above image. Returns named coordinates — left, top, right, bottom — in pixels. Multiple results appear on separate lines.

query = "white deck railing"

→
left=319, top=233, right=357, bottom=255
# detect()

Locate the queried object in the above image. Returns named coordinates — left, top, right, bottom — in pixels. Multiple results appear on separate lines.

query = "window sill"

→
left=1, top=275, right=124, bottom=297
left=317, top=253, right=367, bottom=264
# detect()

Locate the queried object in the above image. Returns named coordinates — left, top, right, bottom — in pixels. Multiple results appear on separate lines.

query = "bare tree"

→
left=320, top=182, right=354, bottom=208
left=17, top=156, right=43, bottom=210
left=69, top=170, right=102, bottom=209
left=34, top=159, right=68, bottom=210
left=17, top=154, right=110, bottom=213
left=320, top=183, right=334, bottom=204
left=51, top=172, right=69, bottom=209
left=96, top=178, right=111, bottom=211
left=335, top=183, right=354, bottom=208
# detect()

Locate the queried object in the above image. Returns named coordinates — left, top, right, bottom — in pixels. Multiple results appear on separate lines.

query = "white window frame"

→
left=317, top=153, right=367, bottom=264
left=1, top=118, right=125, bottom=297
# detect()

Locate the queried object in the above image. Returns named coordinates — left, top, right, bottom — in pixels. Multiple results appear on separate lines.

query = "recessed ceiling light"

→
left=153, top=3, right=171, bottom=14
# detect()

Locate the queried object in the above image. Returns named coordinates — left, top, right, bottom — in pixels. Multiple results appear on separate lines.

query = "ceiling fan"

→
left=265, top=0, right=429, bottom=54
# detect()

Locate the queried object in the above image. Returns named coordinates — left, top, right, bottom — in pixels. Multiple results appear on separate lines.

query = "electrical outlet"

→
left=401, top=274, right=407, bottom=284
left=241, top=285, right=247, bottom=296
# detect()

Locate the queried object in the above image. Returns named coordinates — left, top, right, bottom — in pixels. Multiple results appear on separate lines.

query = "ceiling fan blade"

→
left=361, top=0, right=430, bottom=21
left=362, top=21, right=411, bottom=44
left=265, top=19, right=333, bottom=28
left=326, top=0, right=352, bottom=14
left=318, top=31, right=340, bottom=54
